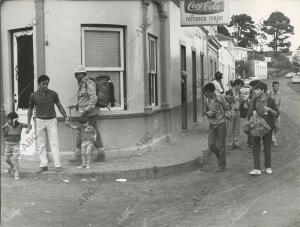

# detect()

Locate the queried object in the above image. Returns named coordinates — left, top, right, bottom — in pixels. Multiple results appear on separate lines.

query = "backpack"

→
left=88, top=76, right=115, bottom=108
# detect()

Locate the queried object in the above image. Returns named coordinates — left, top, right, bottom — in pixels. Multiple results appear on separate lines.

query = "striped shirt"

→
left=77, top=77, right=99, bottom=116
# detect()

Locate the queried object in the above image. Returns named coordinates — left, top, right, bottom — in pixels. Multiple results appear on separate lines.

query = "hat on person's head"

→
left=74, top=65, right=86, bottom=75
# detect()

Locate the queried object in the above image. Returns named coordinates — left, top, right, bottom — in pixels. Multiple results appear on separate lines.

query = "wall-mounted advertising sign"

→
left=181, top=0, right=230, bottom=26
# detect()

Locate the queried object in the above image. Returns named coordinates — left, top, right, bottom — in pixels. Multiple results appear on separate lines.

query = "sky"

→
left=229, top=0, right=300, bottom=51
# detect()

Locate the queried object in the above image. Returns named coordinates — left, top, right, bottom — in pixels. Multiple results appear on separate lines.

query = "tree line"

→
left=217, top=11, right=294, bottom=55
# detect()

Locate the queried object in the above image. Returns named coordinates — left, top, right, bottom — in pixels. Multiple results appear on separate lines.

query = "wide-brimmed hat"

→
left=74, top=65, right=86, bottom=74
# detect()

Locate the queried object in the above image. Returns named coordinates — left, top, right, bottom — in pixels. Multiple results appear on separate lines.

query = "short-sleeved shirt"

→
left=3, top=123, right=27, bottom=142
left=29, top=89, right=60, bottom=119
left=77, top=125, right=96, bottom=143
left=269, top=91, right=281, bottom=111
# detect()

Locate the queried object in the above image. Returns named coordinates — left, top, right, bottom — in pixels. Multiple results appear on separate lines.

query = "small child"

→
left=2, top=112, right=27, bottom=179
left=67, top=115, right=96, bottom=169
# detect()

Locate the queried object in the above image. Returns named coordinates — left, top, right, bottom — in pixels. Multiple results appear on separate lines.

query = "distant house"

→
left=248, top=60, right=268, bottom=80
left=233, top=46, right=252, bottom=61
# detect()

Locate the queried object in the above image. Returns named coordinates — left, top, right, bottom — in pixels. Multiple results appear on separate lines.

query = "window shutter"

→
left=85, top=30, right=120, bottom=67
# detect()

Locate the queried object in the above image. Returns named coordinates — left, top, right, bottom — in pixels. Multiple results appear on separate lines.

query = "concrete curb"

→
left=2, top=154, right=205, bottom=181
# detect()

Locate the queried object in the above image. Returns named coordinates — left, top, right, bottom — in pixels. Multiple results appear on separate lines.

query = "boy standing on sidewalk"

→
left=226, top=79, right=244, bottom=150
left=269, top=81, right=281, bottom=146
left=66, top=115, right=96, bottom=169
left=204, top=83, right=231, bottom=172
left=2, top=112, right=28, bottom=179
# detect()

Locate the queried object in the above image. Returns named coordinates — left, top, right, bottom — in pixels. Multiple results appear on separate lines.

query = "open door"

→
left=12, top=30, right=36, bottom=155
left=13, top=30, right=34, bottom=118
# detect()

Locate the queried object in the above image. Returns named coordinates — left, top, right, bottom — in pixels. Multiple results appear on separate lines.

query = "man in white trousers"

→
left=27, top=75, right=69, bottom=173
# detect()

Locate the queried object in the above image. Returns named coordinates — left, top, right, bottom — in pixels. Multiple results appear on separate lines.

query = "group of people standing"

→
left=2, top=65, right=105, bottom=179
left=3, top=68, right=282, bottom=180
left=204, top=72, right=281, bottom=175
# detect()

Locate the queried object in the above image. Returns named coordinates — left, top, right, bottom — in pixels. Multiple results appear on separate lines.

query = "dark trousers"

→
left=208, top=122, right=227, bottom=168
left=75, top=115, right=103, bottom=157
left=252, top=130, right=272, bottom=170
left=247, top=133, right=253, bottom=146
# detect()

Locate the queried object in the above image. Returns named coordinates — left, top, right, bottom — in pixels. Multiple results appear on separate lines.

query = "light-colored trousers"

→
left=227, top=116, right=240, bottom=145
left=35, top=118, right=61, bottom=168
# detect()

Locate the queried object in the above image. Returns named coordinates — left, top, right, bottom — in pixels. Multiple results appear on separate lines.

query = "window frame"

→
left=148, top=34, right=158, bottom=107
left=81, top=26, right=125, bottom=111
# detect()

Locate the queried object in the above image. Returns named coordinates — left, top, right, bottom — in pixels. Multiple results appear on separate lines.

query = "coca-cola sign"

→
left=185, top=0, right=224, bottom=15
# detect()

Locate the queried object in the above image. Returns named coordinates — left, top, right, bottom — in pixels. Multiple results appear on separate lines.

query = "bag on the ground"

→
left=89, top=76, right=115, bottom=108
left=243, top=115, right=271, bottom=137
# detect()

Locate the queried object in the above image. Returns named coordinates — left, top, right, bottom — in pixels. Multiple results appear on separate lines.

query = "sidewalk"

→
left=1, top=119, right=209, bottom=181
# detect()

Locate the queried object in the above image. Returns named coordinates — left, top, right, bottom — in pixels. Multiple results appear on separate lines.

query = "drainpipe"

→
left=0, top=0, right=5, bottom=154
left=142, top=0, right=150, bottom=112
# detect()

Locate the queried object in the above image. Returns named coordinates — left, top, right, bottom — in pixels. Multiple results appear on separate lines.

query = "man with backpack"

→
left=68, top=65, right=105, bottom=163
left=225, top=79, right=244, bottom=149
left=204, top=83, right=231, bottom=172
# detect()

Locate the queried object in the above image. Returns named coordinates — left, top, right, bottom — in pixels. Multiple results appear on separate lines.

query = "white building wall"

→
left=168, top=2, right=205, bottom=107
left=219, top=41, right=235, bottom=91
left=1, top=0, right=36, bottom=114
left=44, top=0, right=144, bottom=115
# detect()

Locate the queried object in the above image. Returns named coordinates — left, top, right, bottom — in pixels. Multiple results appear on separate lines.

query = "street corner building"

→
left=0, top=0, right=227, bottom=153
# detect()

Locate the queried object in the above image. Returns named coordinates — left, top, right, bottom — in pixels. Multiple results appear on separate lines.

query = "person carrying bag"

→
left=246, top=82, right=279, bottom=176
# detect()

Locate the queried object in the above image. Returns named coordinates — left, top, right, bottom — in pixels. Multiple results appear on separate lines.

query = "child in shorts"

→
left=2, top=112, right=27, bottom=179
left=66, top=115, right=96, bottom=169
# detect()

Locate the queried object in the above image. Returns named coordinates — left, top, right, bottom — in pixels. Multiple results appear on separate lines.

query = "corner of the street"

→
left=1, top=118, right=210, bottom=181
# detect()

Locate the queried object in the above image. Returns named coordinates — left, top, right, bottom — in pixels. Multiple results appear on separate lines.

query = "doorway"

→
left=200, top=54, right=205, bottom=116
left=181, top=45, right=187, bottom=129
left=192, top=50, right=197, bottom=123
left=12, top=30, right=34, bottom=117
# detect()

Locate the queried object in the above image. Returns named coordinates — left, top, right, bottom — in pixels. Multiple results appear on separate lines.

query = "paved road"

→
left=1, top=78, right=300, bottom=227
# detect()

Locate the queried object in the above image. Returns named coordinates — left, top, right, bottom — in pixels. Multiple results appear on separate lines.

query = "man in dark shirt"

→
left=27, top=75, right=69, bottom=173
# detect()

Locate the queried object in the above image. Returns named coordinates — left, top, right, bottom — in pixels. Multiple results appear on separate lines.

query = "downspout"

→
left=142, top=0, right=150, bottom=111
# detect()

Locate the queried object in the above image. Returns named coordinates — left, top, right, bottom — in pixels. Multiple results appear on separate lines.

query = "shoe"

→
left=14, top=172, right=20, bottom=180
left=5, top=167, right=13, bottom=174
left=273, top=142, right=278, bottom=147
left=86, top=165, right=91, bottom=169
left=249, top=169, right=261, bottom=176
left=68, top=156, right=82, bottom=164
left=55, top=167, right=62, bottom=172
left=36, top=166, right=48, bottom=174
left=78, top=164, right=86, bottom=169
left=93, top=151, right=105, bottom=162
left=265, top=168, right=272, bottom=174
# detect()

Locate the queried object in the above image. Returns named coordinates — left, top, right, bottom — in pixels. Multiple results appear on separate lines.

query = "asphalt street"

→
left=1, top=78, right=300, bottom=227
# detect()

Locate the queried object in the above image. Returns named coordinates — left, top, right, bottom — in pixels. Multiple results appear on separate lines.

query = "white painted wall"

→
left=249, top=60, right=267, bottom=80
left=219, top=42, right=235, bottom=90
left=233, top=47, right=249, bottom=61
left=1, top=0, right=36, bottom=115
left=168, top=1, right=206, bottom=107
left=43, top=0, right=144, bottom=116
